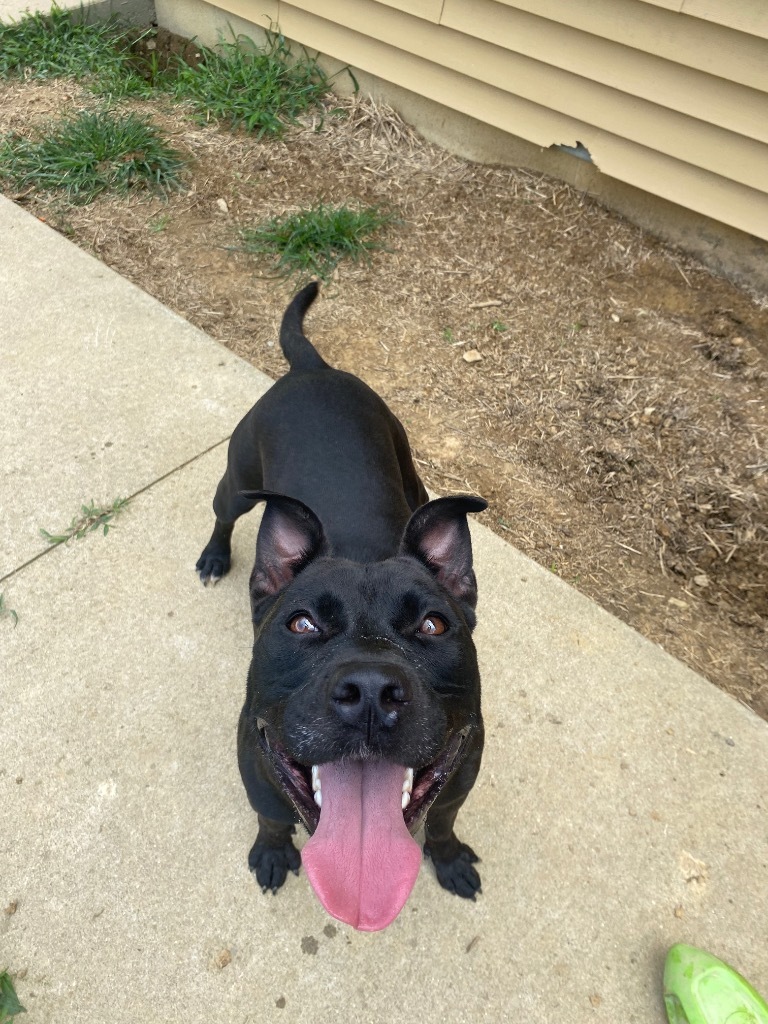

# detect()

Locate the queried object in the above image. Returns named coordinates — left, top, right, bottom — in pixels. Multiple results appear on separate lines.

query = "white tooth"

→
left=402, top=767, right=414, bottom=794
left=314, top=789, right=322, bottom=808
left=401, top=791, right=411, bottom=810
left=311, top=765, right=321, bottom=792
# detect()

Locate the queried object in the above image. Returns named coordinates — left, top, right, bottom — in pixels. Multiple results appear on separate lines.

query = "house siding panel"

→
left=442, top=0, right=768, bottom=144
left=492, top=0, right=768, bottom=92
left=681, top=0, right=768, bottom=40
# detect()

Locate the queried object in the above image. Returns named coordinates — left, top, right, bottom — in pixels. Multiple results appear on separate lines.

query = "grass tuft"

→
left=240, top=202, right=395, bottom=280
left=170, top=31, right=329, bottom=137
left=0, top=4, right=157, bottom=98
left=0, top=10, right=337, bottom=131
left=40, top=497, right=130, bottom=546
left=0, top=109, right=185, bottom=203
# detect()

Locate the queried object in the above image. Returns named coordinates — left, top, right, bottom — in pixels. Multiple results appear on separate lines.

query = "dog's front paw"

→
left=424, top=836, right=481, bottom=900
left=196, top=543, right=231, bottom=585
left=248, top=837, right=301, bottom=895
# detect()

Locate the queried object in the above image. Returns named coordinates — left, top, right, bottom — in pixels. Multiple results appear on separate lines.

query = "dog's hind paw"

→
left=424, top=837, right=482, bottom=900
left=248, top=838, right=302, bottom=895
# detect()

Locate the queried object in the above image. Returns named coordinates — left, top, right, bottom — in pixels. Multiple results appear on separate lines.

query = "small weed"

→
left=0, top=594, right=18, bottom=627
left=0, top=970, right=25, bottom=1022
left=148, top=213, right=171, bottom=232
left=241, top=202, right=395, bottom=280
left=442, top=328, right=455, bottom=343
left=492, top=321, right=508, bottom=333
left=0, top=4, right=157, bottom=98
left=0, top=109, right=185, bottom=203
left=170, top=30, right=329, bottom=137
left=40, top=497, right=130, bottom=546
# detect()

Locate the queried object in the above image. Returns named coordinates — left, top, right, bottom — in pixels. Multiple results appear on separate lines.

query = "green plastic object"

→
left=664, top=944, right=768, bottom=1024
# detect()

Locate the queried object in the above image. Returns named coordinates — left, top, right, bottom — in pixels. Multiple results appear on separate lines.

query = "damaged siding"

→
left=215, top=0, right=768, bottom=240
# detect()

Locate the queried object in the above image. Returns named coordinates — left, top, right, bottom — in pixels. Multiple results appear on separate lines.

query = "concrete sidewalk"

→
left=1, top=189, right=767, bottom=1023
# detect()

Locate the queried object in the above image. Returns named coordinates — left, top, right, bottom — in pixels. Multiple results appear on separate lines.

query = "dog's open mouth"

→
left=255, top=720, right=471, bottom=835
left=255, top=721, right=472, bottom=930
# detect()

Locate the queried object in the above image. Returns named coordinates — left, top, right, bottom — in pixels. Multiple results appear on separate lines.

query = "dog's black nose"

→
left=329, top=663, right=412, bottom=736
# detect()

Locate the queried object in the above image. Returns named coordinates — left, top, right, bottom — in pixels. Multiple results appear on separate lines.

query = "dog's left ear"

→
left=241, top=490, right=328, bottom=599
left=400, top=495, right=487, bottom=608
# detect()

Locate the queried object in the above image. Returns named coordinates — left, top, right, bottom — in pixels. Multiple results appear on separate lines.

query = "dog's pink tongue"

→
left=302, top=761, right=421, bottom=932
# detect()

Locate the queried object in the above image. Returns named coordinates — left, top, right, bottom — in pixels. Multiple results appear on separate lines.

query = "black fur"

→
left=197, top=282, right=486, bottom=902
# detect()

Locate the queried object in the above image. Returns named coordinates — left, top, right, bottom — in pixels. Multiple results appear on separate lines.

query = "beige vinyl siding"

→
left=213, top=0, right=768, bottom=242
left=638, top=0, right=683, bottom=11
left=681, top=0, right=768, bottom=39
left=442, top=1, right=767, bottom=144
left=374, top=0, right=443, bottom=21
left=493, top=0, right=768, bottom=91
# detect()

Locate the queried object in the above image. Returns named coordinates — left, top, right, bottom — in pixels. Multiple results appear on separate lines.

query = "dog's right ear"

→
left=241, top=490, right=327, bottom=598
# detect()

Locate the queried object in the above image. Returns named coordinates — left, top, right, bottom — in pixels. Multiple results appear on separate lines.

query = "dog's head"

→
left=242, top=491, right=485, bottom=929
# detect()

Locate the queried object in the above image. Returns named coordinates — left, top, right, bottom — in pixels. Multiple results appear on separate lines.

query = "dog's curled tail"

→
left=279, top=281, right=327, bottom=373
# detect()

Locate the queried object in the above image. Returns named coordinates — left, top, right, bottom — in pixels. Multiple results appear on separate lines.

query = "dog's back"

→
left=243, top=283, right=428, bottom=561
left=197, top=283, right=428, bottom=577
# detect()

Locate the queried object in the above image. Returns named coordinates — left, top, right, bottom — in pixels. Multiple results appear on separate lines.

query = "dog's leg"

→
left=196, top=518, right=234, bottom=584
left=196, top=473, right=261, bottom=584
left=238, top=710, right=302, bottom=894
left=423, top=727, right=483, bottom=899
left=423, top=795, right=482, bottom=900
left=248, top=815, right=302, bottom=894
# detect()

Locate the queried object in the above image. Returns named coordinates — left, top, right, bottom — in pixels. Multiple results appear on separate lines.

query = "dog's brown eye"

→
left=288, top=614, right=320, bottom=634
left=419, top=615, right=447, bottom=636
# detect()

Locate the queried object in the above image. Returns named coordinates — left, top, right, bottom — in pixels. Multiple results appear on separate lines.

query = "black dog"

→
left=197, top=283, right=486, bottom=930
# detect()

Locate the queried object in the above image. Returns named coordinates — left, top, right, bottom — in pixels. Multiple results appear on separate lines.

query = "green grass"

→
left=40, top=497, right=130, bottom=546
left=241, top=202, right=395, bottom=280
left=0, top=9, right=340, bottom=132
left=0, top=4, right=157, bottom=98
left=0, top=970, right=25, bottom=1022
left=148, top=212, right=171, bottom=232
left=0, top=109, right=185, bottom=202
left=0, top=9, right=339, bottom=137
left=169, top=30, right=330, bottom=137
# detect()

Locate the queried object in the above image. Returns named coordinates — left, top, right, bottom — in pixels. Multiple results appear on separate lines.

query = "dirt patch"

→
left=2, top=64, right=766, bottom=719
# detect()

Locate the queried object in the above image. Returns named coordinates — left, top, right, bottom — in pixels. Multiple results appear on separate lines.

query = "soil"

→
left=2, top=39, right=766, bottom=719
